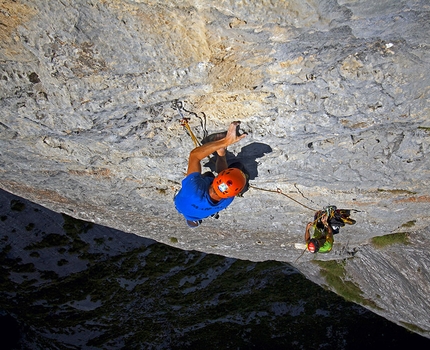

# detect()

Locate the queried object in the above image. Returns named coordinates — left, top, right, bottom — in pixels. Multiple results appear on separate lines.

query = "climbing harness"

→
left=249, top=185, right=316, bottom=211
left=172, top=100, right=207, bottom=147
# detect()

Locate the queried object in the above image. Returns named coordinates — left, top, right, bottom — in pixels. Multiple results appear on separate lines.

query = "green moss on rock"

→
left=371, top=232, right=410, bottom=249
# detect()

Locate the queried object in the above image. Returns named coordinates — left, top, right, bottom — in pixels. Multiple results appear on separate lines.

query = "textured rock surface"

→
left=1, top=0, right=429, bottom=338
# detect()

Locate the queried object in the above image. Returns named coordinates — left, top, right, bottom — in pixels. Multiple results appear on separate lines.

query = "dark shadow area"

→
left=1, top=188, right=430, bottom=349
left=203, top=142, right=272, bottom=196
left=0, top=313, right=20, bottom=350
left=235, top=142, right=273, bottom=180
left=203, top=142, right=272, bottom=180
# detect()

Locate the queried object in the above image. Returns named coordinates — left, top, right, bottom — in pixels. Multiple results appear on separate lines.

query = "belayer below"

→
left=174, top=121, right=248, bottom=228
left=305, top=206, right=356, bottom=253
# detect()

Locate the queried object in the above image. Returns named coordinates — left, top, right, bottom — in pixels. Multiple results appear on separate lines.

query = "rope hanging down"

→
left=249, top=184, right=316, bottom=211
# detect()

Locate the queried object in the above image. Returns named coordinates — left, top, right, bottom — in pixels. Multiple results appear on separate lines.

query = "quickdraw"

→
left=180, top=117, right=201, bottom=148
left=173, top=100, right=207, bottom=148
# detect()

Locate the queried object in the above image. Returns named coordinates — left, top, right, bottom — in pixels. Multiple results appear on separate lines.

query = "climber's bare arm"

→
left=321, top=214, right=333, bottom=239
left=186, top=121, right=246, bottom=175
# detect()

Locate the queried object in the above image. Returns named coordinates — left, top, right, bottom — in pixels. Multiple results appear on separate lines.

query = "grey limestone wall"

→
left=1, top=0, right=429, bottom=337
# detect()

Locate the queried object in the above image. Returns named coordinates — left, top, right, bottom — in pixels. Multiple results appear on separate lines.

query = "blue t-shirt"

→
left=174, top=172, right=234, bottom=221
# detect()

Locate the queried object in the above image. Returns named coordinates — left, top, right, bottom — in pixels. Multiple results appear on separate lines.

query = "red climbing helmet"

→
left=307, top=239, right=320, bottom=253
left=213, top=168, right=247, bottom=198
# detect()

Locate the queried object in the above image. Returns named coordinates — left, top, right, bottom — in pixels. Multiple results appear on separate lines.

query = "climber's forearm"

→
left=186, top=139, right=229, bottom=175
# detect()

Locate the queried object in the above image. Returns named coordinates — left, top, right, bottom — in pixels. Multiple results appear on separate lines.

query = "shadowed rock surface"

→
left=1, top=0, right=429, bottom=339
left=1, top=188, right=430, bottom=349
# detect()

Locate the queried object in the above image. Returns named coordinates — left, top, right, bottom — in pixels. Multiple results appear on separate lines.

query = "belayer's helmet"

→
left=213, top=168, right=247, bottom=198
left=307, top=238, right=320, bottom=253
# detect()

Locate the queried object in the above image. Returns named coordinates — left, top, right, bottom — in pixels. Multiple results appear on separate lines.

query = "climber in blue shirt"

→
left=174, top=121, right=247, bottom=227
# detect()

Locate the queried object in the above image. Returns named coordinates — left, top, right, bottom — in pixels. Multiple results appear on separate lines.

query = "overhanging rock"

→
left=1, top=0, right=429, bottom=338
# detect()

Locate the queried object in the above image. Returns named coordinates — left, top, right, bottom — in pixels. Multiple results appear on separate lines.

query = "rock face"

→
left=1, top=0, right=429, bottom=338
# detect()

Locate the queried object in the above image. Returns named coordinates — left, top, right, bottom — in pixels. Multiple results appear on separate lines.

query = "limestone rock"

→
left=1, top=0, right=429, bottom=338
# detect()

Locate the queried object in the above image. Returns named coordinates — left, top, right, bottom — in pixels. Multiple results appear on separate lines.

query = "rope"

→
left=182, top=105, right=208, bottom=140
left=249, top=185, right=361, bottom=263
left=294, top=247, right=308, bottom=264
left=180, top=118, right=201, bottom=147
left=173, top=100, right=203, bottom=148
left=249, top=184, right=316, bottom=211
